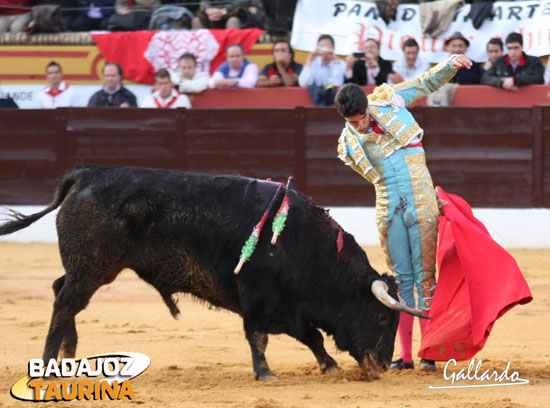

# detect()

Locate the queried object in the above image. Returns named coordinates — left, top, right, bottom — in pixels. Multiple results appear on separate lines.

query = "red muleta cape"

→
left=418, top=187, right=533, bottom=361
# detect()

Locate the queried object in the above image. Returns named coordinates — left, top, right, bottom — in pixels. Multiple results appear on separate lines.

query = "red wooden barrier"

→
left=0, top=106, right=549, bottom=208
left=188, top=85, right=550, bottom=108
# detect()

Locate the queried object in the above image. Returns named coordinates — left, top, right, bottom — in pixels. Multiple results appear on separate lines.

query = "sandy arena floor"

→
left=0, top=242, right=548, bottom=408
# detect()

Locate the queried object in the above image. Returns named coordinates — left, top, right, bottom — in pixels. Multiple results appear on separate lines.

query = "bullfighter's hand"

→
left=452, top=54, right=473, bottom=70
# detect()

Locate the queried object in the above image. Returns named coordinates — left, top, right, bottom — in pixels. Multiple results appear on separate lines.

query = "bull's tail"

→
left=0, top=169, right=80, bottom=236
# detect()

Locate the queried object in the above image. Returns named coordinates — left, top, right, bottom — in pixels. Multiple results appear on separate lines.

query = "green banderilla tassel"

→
left=240, top=234, right=259, bottom=263
left=271, top=176, right=293, bottom=245
left=272, top=211, right=287, bottom=234
left=234, top=182, right=284, bottom=274
left=271, top=199, right=289, bottom=245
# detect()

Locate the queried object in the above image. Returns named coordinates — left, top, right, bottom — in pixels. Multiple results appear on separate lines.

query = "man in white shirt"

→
left=171, top=53, right=209, bottom=94
left=298, top=34, right=346, bottom=87
left=389, top=38, right=430, bottom=84
left=38, top=61, right=78, bottom=109
left=141, top=69, right=191, bottom=109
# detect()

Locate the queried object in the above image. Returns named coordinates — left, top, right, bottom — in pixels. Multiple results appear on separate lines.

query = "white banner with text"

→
left=290, top=0, right=550, bottom=63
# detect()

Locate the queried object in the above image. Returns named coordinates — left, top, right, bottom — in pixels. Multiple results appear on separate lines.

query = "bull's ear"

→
left=371, top=280, right=431, bottom=319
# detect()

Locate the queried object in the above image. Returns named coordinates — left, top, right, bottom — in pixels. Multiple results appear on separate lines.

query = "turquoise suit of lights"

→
left=338, top=55, right=458, bottom=310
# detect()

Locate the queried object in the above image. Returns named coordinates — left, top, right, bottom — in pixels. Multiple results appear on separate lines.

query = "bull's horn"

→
left=371, top=280, right=430, bottom=319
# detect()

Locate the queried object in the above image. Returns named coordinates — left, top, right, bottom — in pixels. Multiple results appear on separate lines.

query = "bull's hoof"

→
left=320, top=363, right=342, bottom=375
left=255, top=372, right=276, bottom=381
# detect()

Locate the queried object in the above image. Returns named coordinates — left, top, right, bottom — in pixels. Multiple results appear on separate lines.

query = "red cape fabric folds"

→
left=91, top=29, right=263, bottom=85
left=418, top=187, right=532, bottom=361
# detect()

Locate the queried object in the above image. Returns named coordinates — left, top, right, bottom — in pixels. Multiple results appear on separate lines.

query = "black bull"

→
left=0, top=164, right=427, bottom=380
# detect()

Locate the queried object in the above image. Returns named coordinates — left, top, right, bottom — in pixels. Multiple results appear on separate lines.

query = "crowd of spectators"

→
left=1, top=0, right=550, bottom=108
left=0, top=27, right=548, bottom=110
left=0, top=0, right=276, bottom=33
left=481, top=32, right=545, bottom=91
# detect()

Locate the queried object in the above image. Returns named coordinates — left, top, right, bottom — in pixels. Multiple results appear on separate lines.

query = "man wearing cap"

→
left=445, top=32, right=482, bottom=85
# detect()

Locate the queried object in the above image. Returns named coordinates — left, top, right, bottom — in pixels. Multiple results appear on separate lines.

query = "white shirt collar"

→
left=43, top=81, right=68, bottom=93
left=103, top=84, right=122, bottom=95
left=154, top=89, right=178, bottom=101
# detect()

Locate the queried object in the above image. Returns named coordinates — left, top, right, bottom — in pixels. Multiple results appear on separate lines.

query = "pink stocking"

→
left=398, top=312, right=414, bottom=362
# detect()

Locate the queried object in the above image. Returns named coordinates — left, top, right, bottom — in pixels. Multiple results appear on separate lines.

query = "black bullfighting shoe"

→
left=390, top=358, right=414, bottom=370
left=419, top=359, right=438, bottom=372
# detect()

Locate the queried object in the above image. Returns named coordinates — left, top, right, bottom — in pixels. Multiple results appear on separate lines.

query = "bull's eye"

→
left=378, top=313, right=389, bottom=326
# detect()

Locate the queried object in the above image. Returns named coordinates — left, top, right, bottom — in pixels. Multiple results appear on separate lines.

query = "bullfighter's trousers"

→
left=374, top=147, right=439, bottom=310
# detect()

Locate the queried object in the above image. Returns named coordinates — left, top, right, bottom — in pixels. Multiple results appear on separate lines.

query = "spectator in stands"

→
left=545, top=61, right=550, bottom=85
left=0, top=0, right=31, bottom=33
left=141, top=69, right=191, bottom=108
left=172, top=53, right=209, bottom=94
left=35, top=0, right=79, bottom=30
left=38, top=61, right=78, bottom=109
left=389, top=38, right=430, bottom=84
left=176, top=0, right=199, bottom=15
left=88, top=62, right=137, bottom=107
left=0, top=75, right=18, bottom=108
left=481, top=32, right=544, bottom=91
left=71, top=0, right=115, bottom=31
left=257, top=40, right=302, bottom=87
left=445, top=32, right=482, bottom=85
left=192, top=1, right=263, bottom=30
left=482, top=37, right=504, bottom=72
left=208, top=43, right=258, bottom=89
left=299, top=34, right=345, bottom=107
left=108, top=0, right=160, bottom=31
left=345, top=38, right=393, bottom=86
left=298, top=34, right=345, bottom=87
left=262, top=0, right=296, bottom=41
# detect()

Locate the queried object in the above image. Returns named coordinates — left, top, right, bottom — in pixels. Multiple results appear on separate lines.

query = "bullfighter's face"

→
left=345, top=109, right=370, bottom=134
